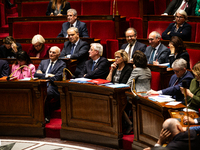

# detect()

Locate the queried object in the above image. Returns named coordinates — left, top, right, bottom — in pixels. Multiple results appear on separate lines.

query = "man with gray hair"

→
left=121, top=28, right=146, bottom=62
left=78, top=43, right=109, bottom=79
left=147, top=58, right=193, bottom=103
left=34, top=46, right=66, bottom=123
left=57, top=8, right=89, bottom=38
left=145, top=31, right=170, bottom=64
left=59, top=27, right=89, bottom=77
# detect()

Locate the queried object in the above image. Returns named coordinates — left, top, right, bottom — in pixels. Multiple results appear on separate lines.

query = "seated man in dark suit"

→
left=144, top=118, right=200, bottom=150
left=34, top=46, right=66, bottom=123
left=145, top=31, right=170, bottom=65
left=121, top=28, right=146, bottom=62
left=57, top=8, right=89, bottom=38
left=0, top=59, right=10, bottom=78
left=59, top=27, right=89, bottom=77
left=162, top=0, right=196, bottom=16
left=78, top=43, right=109, bottom=79
left=147, top=58, right=193, bottom=103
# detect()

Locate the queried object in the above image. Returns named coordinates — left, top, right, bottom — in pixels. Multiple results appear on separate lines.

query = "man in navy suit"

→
left=145, top=31, right=170, bottom=64
left=121, top=28, right=146, bottom=62
left=162, top=0, right=196, bottom=16
left=78, top=43, right=109, bottom=79
left=147, top=58, right=193, bottom=103
left=34, top=46, right=66, bottom=123
left=59, top=27, right=89, bottom=77
left=57, top=9, right=89, bottom=38
left=0, top=59, right=9, bottom=78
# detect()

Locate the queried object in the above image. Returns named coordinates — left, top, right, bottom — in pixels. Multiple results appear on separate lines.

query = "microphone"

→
left=62, top=68, right=75, bottom=81
left=7, top=65, right=33, bottom=81
left=131, top=79, right=139, bottom=101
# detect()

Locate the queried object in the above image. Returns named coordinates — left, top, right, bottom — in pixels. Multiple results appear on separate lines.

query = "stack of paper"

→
left=148, top=95, right=175, bottom=102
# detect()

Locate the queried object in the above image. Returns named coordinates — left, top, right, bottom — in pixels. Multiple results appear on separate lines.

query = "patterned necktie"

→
left=91, top=61, right=96, bottom=71
left=70, top=44, right=75, bottom=54
left=149, top=48, right=156, bottom=64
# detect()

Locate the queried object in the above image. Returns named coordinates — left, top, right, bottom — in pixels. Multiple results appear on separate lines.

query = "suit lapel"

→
left=43, top=59, right=50, bottom=72
left=73, top=40, right=81, bottom=54
left=51, top=60, right=60, bottom=73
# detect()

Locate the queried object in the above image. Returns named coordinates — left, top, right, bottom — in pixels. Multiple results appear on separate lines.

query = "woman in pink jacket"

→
left=11, top=51, right=35, bottom=79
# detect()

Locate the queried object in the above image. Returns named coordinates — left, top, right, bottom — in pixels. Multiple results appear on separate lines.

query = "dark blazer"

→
left=121, top=41, right=146, bottom=57
left=34, top=59, right=66, bottom=99
left=0, top=59, right=10, bottom=77
left=79, top=57, right=110, bottom=79
left=145, top=44, right=170, bottom=64
left=164, top=0, right=197, bottom=16
left=57, top=20, right=89, bottom=38
left=169, top=51, right=190, bottom=69
left=162, top=71, right=193, bottom=102
left=46, top=1, right=71, bottom=16
left=111, top=64, right=132, bottom=84
left=60, top=39, right=89, bottom=77
left=197, top=117, right=200, bottom=124
left=0, top=43, right=22, bottom=58
left=162, top=22, right=191, bottom=41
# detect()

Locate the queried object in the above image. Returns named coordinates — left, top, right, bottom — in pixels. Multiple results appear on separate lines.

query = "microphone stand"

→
left=131, top=79, right=139, bottom=101
left=7, top=65, right=33, bottom=81
left=62, top=68, right=75, bottom=81
left=182, top=80, right=191, bottom=150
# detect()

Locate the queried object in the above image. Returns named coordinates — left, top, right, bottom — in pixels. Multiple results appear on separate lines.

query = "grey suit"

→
left=126, top=67, right=151, bottom=92
left=145, top=44, right=170, bottom=64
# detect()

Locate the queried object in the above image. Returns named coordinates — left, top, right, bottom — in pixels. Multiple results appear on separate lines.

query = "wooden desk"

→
left=55, top=81, right=130, bottom=149
left=0, top=80, right=47, bottom=137
left=126, top=92, right=185, bottom=150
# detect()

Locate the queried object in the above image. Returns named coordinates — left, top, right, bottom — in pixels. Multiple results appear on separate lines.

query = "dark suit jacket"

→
left=57, top=20, right=89, bottom=38
left=79, top=57, right=110, bottom=79
left=145, top=44, right=170, bottom=64
left=169, top=51, right=190, bottom=69
left=162, top=22, right=191, bottom=41
left=0, top=59, right=10, bottom=77
left=121, top=41, right=146, bottom=58
left=111, top=64, right=133, bottom=84
left=164, top=0, right=197, bottom=16
left=34, top=59, right=66, bottom=99
left=46, top=1, right=71, bottom=16
left=0, top=43, right=22, bottom=58
left=59, top=39, right=89, bottom=77
left=162, top=71, right=193, bottom=102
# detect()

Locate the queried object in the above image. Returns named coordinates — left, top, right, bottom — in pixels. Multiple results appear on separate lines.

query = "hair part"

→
left=132, top=50, right=147, bottom=68
left=115, top=49, right=129, bottom=64
left=15, top=51, right=32, bottom=65
left=172, top=58, right=187, bottom=69
left=90, top=43, right=103, bottom=56
left=67, top=27, right=79, bottom=34
left=32, top=34, right=45, bottom=45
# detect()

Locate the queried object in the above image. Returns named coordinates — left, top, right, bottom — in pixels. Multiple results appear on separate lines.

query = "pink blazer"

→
left=11, top=64, right=36, bottom=79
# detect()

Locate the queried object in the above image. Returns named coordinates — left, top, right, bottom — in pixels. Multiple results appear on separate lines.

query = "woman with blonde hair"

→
left=106, top=50, right=132, bottom=84
left=28, top=34, right=50, bottom=58
left=46, top=0, right=71, bottom=16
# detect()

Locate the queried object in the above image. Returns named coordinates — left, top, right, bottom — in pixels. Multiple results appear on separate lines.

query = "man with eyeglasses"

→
left=162, top=10, right=191, bottom=41
left=145, top=31, right=170, bottom=65
left=162, top=0, right=196, bottom=16
left=59, top=27, right=89, bottom=77
left=121, top=28, right=146, bottom=62
left=57, top=9, right=89, bottom=38
left=78, top=43, right=109, bottom=79
left=147, top=58, right=193, bottom=103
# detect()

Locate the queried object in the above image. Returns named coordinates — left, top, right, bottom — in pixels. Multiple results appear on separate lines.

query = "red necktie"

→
left=181, top=1, right=187, bottom=10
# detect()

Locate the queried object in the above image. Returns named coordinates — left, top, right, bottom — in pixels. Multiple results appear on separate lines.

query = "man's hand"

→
left=143, top=147, right=151, bottom=150
left=157, top=129, right=171, bottom=145
left=36, top=70, right=43, bottom=74
left=48, top=74, right=55, bottom=77
left=183, top=116, right=195, bottom=125
left=146, top=89, right=158, bottom=95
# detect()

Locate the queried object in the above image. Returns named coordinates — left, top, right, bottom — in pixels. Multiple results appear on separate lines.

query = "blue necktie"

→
left=70, top=44, right=75, bottom=54
left=149, top=48, right=156, bottom=64
left=48, top=62, right=53, bottom=73
left=91, top=61, right=96, bottom=71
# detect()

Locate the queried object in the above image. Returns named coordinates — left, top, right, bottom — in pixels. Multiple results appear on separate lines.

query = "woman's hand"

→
left=57, top=14, right=63, bottom=16
left=180, top=87, right=194, bottom=98
left=110, top=62, right=117, bottom=71
left=169, top=43, right=175, bottom=54
left=50, top=13, right=54, bottom=16
left=11, top=42, right=18, bottom=53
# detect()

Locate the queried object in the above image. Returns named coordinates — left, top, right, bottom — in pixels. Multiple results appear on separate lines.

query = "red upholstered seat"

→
left=129, top=17, right=143, bottom=38
left=187, top=22, right=196, bottom=42
left=195, top=23, right=200, bottom=43
left=48, top=43, right=64, bottom=51
left=21, top=44, right=32, bottom=53
left=81, top=20, right=90, bottom=37
left=90, top=20, right=116, bottom=44
left=116, top=0, right=139, bottom=20
left=21, top=2, right=49, bottom=17
left=151, top=71, right=161, bottom=91
left=81, top=0, right=111, bottom=15
left=39, top=21, right=65, bottom=38
left=147, top=21, right=171, bottom=38
left=70, top=1, right=81, bottom=15
left=187, top=49, right=200, bottom=69
left=106, top=39, right=119, bottom=59
left=13, top=22, right=39, bottom=38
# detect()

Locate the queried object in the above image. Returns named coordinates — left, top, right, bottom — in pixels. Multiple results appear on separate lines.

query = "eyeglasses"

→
left=148, top=38, right=156, bottom=41
left=175, top=16, right=184, bottom=19
left=173, top=69, right=181, bottom=73
left=34, top=43, right=42, bottom=48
